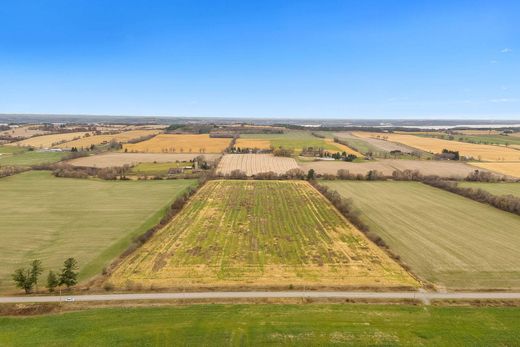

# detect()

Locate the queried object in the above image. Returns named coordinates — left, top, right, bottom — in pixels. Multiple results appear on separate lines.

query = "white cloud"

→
left=501, top=48, right=512, bottom=53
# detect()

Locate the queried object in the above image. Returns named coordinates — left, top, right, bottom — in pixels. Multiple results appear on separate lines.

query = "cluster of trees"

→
left=316, top=169, right=387, bottom=181
left=229, top=146, right=269, bottom=154
left=272, top=147, right=294, bottom=157
left=221, top=168, right=315, bottom=180
left=300, top=146, right=327, bottom=157
left=51, top=164, right=132, bottom=180
left=466, top=170, right=506, bottom=182
left=12, top=258, right=79, bottom=294
left=0, top=166, right=28, bottom=178
left=126, top=134, right=156, bottom=144
left=329, top=152, right=357, bottom=161
left=208, top=132, right=236, bottom=138
left=435, top=149, right=460, bottom=160
left=166, top=124, right=217, bottom=134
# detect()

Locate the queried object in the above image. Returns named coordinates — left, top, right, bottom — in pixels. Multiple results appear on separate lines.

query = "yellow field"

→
left=469, top=162, right=520, bottom=178
left=108, top=180, right=416, bottom=290
left=353, top=132, right=520, bottom=162
left=325, top=138, right=363, bottom=156
left=56, top=130, right=161, bottom=149
left=123, top=134, right=231, bottom=153
left=235, top=139, right=272, bottom=149
left=8, top=132, right=92, bottom=148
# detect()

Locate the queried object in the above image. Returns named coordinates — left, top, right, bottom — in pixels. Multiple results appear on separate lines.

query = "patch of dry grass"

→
left=8, top=132, right=92, bottom=148
left=56, top=130, right=161, bottom=149
left=108, top=180, right=417, bottom=290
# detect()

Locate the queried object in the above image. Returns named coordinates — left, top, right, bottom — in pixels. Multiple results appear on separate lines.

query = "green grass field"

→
left=1, top=304, right=519, bottom=346
left=240, top=131, right=340, bottom=152
left=110, top=180, right=415, bottom=290
left=459, top=181, right=520, bottom=197
left=322, top=181, right=520, bottom=290
left=0, top=146, right=67, bottom=166
left=130, top=161, right=191, bottom=176
left=0, top=171, right=196, bottom=292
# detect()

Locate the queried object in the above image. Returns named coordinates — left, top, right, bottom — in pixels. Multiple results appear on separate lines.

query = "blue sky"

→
left=0, top=0, right=518, bottom=119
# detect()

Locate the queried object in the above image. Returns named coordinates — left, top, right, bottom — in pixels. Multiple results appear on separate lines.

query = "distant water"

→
left=380, top=124, right=520, bottom=130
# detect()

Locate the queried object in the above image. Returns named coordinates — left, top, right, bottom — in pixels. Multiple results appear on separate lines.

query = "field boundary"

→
left=309, top=180, right=427, bottom=288
left=88, top=178, right=208, bottom=289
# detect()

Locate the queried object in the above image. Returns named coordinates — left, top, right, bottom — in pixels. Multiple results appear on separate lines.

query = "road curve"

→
left=2, top=291, right=520, bottom=304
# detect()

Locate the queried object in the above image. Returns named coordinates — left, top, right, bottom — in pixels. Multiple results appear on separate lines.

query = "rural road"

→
left=2, top=291, right=520, bottom=304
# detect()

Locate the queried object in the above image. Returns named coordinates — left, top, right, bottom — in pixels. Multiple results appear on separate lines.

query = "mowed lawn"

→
left=110, top=180, right=416, bottom=290
left=1, top=305, right=519, bottom=346
left=0, top=171, right=196, bottom=292
left=323, top=181, right=520, bottom=290
left=459, top=181, right=520, bottom=197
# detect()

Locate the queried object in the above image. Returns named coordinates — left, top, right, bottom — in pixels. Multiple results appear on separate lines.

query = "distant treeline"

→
left=272, top=124, right=427, bottom=132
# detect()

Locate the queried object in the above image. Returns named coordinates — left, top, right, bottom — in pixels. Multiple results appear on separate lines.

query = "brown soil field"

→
left=300, top=159, right=489, bottom=178
left=469, top=162, right=520, bottom=178
left=56, top=130, right=161, bottom=149
left=217, top=154, right=299, bottom=176
left=353, top=132, right=520, bottom=161
left=0, top=125, right=49, bottom=139
left=8, top=132, right=92, bottom=148
left=68, top=153, right=221, bottom=168
left=235, top=139, right=272, bottom=149
left=123, top=134, right=230, bottom=153
left=108, top=180, right=417, bottom=290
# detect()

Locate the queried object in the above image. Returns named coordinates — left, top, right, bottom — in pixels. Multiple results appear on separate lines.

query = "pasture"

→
left=67, top=152, right=221, bottom=168
left=300, top=159, right=483, bottom=178
left=239, top=131, right=349, bottom=153
left=123, top=134, right=230, bottom=153
left=459, top=181, right=520, bottom=197
left=0, top=146, right=67, bottom=166
left=2, top=305, right=519, bottom=346
left=353, top=132, right=520, bottom=161
left=217, top=154, right=299, bottom=176
left=109, top=180, right=416, bottom=290
left=469, top=162, right=520, bottom=178
left=323, top=180, right=520, bottom=289
left=9, top=132, right=92, bottom=148
left=130, top=162, right=192, bottom=176
left=0, top=171, right=196, bottom=292
left=55, top=130, right=161, bottom=149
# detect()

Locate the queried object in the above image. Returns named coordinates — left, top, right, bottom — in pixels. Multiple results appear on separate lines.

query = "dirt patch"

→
left=300, top=159, right=490, bottom=178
